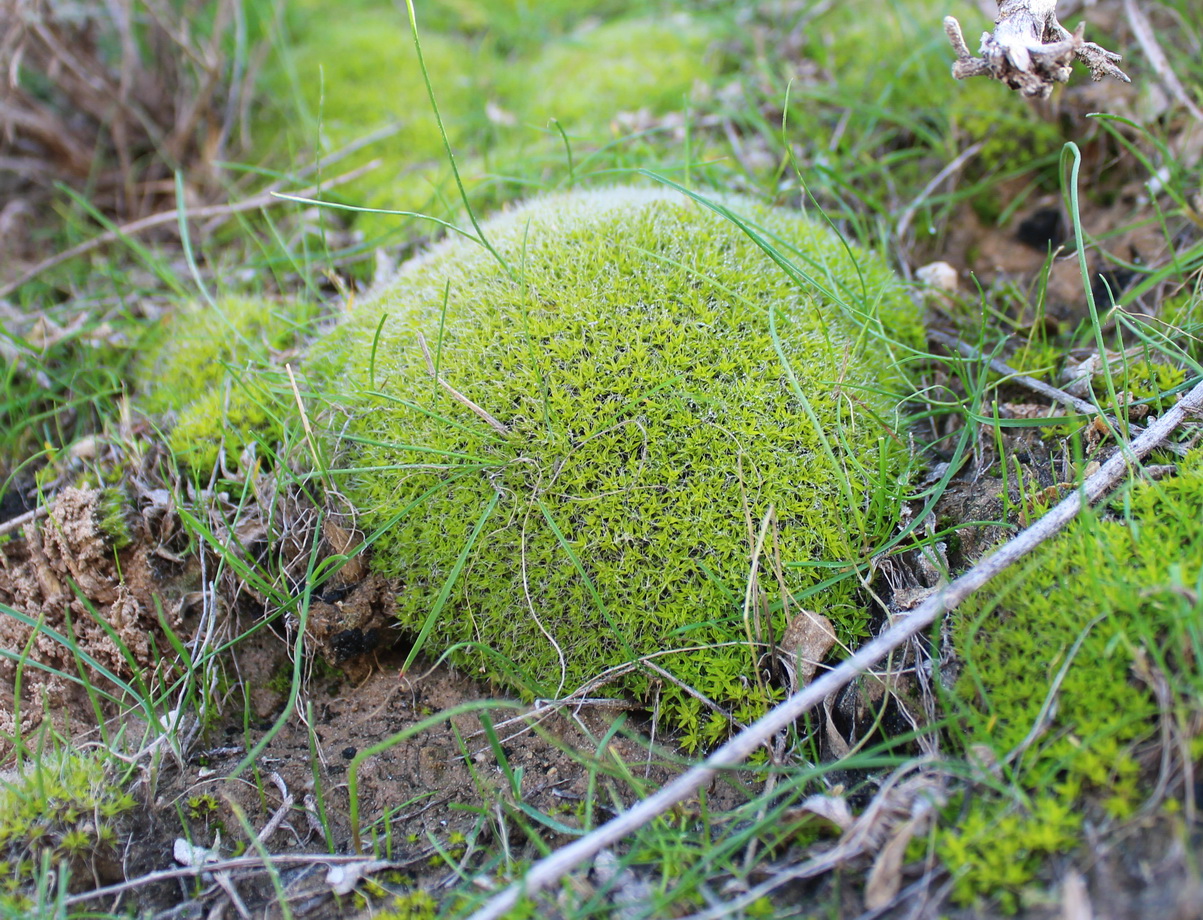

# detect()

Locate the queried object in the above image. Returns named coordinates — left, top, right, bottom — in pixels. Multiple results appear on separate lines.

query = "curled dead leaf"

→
left=780, top=609, right=837, bottom=686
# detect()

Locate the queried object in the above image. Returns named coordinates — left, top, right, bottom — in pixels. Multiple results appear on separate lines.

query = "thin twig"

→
left=466, top=375, right=1203, bottom=920
left=930, top=329, right=1196, bottom=457
left=416, top=332, right=509, bottom=435
left=1122, top=0, right=1203, bottom=123
left=928, top=329, right=1106, bottom=417
left=896, top=142, right=984, bottom=248
left=0, top=503, right=50, bottom=538
left=257, top=772, right=295, bottom=845
left=64, top=853, right=418, bottom=905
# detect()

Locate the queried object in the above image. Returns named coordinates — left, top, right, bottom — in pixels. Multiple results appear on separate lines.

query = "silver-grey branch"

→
left=944, top=0, right=1131, bottom=97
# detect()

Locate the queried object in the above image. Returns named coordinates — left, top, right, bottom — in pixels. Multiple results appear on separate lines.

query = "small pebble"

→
left=916, top=260, right=959, bottom=294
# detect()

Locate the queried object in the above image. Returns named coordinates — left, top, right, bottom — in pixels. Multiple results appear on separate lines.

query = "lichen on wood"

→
left=943, top=0, right=1130, bottom=98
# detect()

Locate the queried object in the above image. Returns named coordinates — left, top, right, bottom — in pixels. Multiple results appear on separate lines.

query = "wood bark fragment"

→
left=944, top=0, right=1130, bottom=97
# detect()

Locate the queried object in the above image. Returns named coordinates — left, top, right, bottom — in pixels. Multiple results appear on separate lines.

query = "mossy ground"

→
left=260, top=0, right=721, bottom=244
left=932, top=449, right=1203, bottom=910
left=0, top=750, right=135, bottom=908
left=135, top=296, right=316, bottom=473
left=314, top=185, right=920, bottom=743
left=4, top=0, right=1203, bottom=916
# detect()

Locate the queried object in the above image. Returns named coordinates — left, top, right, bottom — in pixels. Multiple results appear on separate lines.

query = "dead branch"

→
left=62, top=852, right=424, bottom=906
left=944, top=0, right=1130, bottom=98
left=466, top=374, right=1203, bottom=920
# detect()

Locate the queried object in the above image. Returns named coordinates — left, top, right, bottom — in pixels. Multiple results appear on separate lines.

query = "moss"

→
left=312, top=186, right=920, bottom=742
left=0, top=750, right=135, bottom=905
left=423, top=0, right=640, bottom=53
left=259, top=3, right=722, bottom=242
left=948, top=81, right=1062, bottom=180
left=935, top=794, right=1082, bottom=913
left=510, top=16, right=717, bottom=128
left=943, top=448, right=1203, bottom=908
left=376, top=890, right=439, bottom=920
left=285, top=15, right=491, bottom=159
left=1003, top=338, right=1061, bottom=381
left=261, top=9, right=496, bottom=241
left=96, top=486, right=134, bottom=550
left=168, top=376, right=290, bottom=473
left=137, top=297, right=311, bottom=473
left=138, top=297, right=307, bottom=413
left=1122, top=359, right=1188, bottom=412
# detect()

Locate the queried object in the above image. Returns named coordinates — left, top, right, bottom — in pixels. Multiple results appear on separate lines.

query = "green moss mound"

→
left=941, top=448, right=1203, bottom=909
left=137, top=297, right=312, bottom=472
left=511, top=16, right=717, bottom=127
left=261, top=13, right=495, bottom=241
left=423, top=0, right=640, bottom=53
left=315, top=186, right=920, bottom=742
left=258, top=2, right=722, bottom=243
left=0, top=751, right=135, bottom=905
left=279, top=15, right=491, bottom=165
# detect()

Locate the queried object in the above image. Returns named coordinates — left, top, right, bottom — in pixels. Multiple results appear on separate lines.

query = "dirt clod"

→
left=0, top=487, right=196, bottom=749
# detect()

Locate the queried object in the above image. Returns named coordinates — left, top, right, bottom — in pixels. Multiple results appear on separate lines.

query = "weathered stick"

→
left=944, top=0, right=1130, bottom=97
left=467, top=375, right=1203, bottom=920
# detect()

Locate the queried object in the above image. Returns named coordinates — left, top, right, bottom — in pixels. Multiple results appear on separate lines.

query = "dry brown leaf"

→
left=792, top=794, right=855, bottom=832
left=780, top=608, right=837, bottom=686
left=864, top=816, right=924, bottom=909
left=823, top=693, right=853, bottom=759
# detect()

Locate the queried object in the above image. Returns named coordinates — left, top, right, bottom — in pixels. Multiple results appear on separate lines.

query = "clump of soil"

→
left=0, top=486, right=196, bottom=748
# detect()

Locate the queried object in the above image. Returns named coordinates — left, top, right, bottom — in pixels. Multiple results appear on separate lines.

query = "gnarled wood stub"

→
left=944, top=0, right=1130, bottom=97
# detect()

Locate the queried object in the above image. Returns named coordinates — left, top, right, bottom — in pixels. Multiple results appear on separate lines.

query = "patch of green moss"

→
left=935, top=794, right=1082, bottom=914
left=376, top=889, right=439, bottom=920
left=97, top=485, right=134, bottom=550
left=137, top=297, right=311, bottom=473
left=942, top=448, right=1203, bottom=909
left=260, top=2, right=723, bottom=243
left=138, top=297, right=308, bottom=413
left=0, top=750, right=135, bottom=905
left=423, top=0, right=640, bottom=53
left=509, top=15, right=717, bottom=128
left=1003, top=338, right=1062, bottom=382
left=1122, top=359, right=1188, bottom=412
left=948, top=80, right=1063, bottom=181
left=168, top=375, right=290, bottom=473
left=261, top=8, right=496, bottom=242
left=312, top=186, right=920, bottom=742
left=283, top=15, right=491, bottom=159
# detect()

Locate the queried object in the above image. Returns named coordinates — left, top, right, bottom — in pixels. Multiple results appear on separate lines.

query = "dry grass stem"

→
left=1122, top=0, right=1203, bottom=122
left=416, top=331, right=510, bottom=435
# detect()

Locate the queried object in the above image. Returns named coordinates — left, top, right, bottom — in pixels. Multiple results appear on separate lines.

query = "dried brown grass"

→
left=0, top=0, right=262, bottom=264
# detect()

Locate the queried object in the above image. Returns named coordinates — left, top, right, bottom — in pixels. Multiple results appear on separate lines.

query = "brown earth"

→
left=0, top=486, right=198, bottom=749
